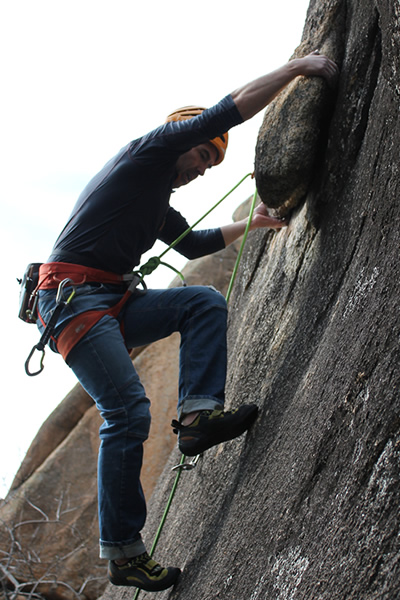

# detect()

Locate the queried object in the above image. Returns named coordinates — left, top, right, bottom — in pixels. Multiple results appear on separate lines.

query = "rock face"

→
left=0, top=244, right=240, bottom=600
left=100, top=1, right=400, bottom=599
left=3, top=1, right=400, bottom=599
left=254, top=0, right=343, bottom=215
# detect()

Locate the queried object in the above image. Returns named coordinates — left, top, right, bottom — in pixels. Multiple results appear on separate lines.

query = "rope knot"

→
left=139, top=256, right=161, bottom=276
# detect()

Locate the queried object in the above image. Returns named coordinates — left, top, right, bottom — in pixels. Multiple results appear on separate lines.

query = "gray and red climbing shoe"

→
left=171, top=404, right=258, bottom=456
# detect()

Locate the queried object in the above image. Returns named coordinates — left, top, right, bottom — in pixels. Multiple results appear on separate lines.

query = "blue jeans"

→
left=38, top=283, right=227, bottom=559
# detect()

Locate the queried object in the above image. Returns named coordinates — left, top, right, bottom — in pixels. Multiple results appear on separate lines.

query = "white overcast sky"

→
left=0, top=0, right=310, bottom=496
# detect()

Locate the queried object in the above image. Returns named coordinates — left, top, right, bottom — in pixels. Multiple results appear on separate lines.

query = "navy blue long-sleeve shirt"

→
left=48, top=95, right=243, bottom=274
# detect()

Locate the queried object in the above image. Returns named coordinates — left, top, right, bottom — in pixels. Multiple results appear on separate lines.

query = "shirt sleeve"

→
left=158, top=207, right=226, bottom=259
left=131, top=95, right=244, bottom=166
left=161, top=94, right=243, bottom=154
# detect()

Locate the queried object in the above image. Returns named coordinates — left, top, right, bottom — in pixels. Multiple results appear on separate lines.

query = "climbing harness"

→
left=22, top=263, right=144, bottom=375
left=20, top=173, right=253, bottom=376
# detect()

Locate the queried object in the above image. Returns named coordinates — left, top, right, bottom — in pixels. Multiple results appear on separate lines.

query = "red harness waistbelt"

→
left=39, top=262, right=126, bottom=288
left=38, top=262, right=133, bottom=361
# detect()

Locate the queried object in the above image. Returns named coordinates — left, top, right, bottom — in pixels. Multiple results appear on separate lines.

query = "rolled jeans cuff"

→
left=178, top=396, right=224, bottom=420
left=100, top=535, right=146, bottom=560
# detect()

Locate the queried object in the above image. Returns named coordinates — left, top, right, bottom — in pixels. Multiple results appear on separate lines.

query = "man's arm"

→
left=231, top=51, right=339, bottom=121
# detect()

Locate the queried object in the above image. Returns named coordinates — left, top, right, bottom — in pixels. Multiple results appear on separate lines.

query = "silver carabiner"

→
left=171, top=454, right=201, bottom=472
left=56, top=278, right=76, bottom=305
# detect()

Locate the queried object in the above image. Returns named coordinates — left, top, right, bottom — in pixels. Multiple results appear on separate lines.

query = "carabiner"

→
left=56, top=278, right=76, bottom=305
left=25, top=344, right=45, bottom=377
left=171, top=454, right=201, bottom=471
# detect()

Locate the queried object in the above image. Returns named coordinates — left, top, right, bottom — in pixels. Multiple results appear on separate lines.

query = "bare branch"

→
left=0, top=562, right=21, bottom=589
left=22, top=498, right=49, bottom=521
left=1, top=492, right=105, bottom=600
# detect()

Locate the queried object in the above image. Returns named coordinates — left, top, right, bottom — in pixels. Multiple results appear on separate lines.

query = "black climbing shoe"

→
left=108, top=552, right=181, bottom=591
left=171, top=404, right=258, bottom=456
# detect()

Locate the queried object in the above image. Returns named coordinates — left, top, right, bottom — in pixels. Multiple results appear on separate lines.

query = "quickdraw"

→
left=25, top=279, right=76, bottom=376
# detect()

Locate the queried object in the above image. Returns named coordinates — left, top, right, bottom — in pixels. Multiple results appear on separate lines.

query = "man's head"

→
left=166, top=106, right=228, bottom=188
left=172, top=142, right=218, bottom=188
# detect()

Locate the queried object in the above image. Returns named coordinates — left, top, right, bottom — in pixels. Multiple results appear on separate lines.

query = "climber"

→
left=35, top=50, right=338, bottom=592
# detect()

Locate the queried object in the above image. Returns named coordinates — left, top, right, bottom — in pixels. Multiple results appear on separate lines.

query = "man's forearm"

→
left=231, top=53, right=339, bottom=121
left=231, top=62, right=300, bottom=121
left=220, top=221, right=248, bottom=247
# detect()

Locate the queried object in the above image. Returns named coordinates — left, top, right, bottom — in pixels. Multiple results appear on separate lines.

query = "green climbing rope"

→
left=132, top=179, right=258, bottom=600
left=136, top=173, right=253, bottom=283
left=225, top=186, right=258, bottom=303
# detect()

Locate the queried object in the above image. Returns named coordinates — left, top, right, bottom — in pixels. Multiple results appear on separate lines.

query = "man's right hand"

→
left=292, top=50, right=339, bottom=87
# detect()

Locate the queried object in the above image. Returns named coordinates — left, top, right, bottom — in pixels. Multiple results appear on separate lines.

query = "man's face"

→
left=173, top=142, right=219, bottom=188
